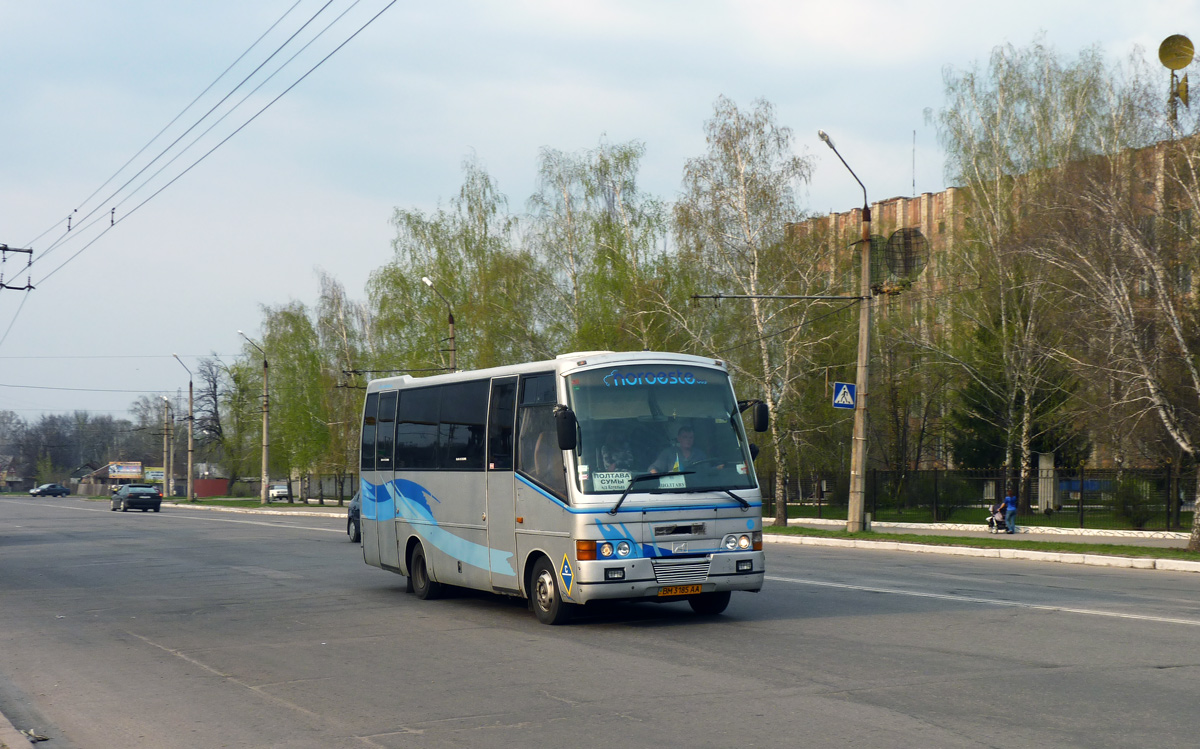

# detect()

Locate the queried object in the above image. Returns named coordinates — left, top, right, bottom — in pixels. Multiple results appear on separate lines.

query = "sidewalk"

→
left=766, top=518, right=1200, bottom=573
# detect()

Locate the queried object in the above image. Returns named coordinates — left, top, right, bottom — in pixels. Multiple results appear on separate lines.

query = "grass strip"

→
left=766, top=524, right=1200, bottom=561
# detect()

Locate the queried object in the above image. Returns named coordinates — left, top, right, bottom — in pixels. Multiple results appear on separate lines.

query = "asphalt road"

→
left=2, top=496, right=1200, bottom=748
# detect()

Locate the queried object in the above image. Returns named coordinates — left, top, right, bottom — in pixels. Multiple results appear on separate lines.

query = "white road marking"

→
left=766, top=574, right=1200, bottom=627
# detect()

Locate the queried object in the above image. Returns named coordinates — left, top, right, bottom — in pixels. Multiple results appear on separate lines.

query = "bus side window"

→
left=376, top=390, right=397, bottom=470
left=516, top=373, right=566, bottom=497
left=440, top=381, right=488, bottom=470
left=396, top=386, right=439, bottom=469
left=360, top=392, right=378, bottom=471
left=487, top=377, right=517, bottom=471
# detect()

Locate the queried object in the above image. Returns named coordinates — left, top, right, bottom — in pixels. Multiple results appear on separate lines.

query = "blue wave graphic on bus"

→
left=368, top=478, right=515, bottom=577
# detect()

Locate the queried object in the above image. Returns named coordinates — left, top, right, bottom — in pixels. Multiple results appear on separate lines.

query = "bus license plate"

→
left=658, top=584, right=702, bottom=597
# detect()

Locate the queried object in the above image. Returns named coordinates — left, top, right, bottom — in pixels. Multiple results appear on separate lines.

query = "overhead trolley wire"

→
left=34, top=0, right=396, bottom=287
left=29, top=0, right=334, bottom=269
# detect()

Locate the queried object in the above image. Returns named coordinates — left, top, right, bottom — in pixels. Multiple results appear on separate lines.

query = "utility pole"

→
left=819, top=130, right=872, bottom=533
left=239, top=331, right=270, bottom=505
left=421, top=276, right=456, bottom=372
left=173, top=355, right=195, bottom=502
left=162, top=397, right=171, bottom=496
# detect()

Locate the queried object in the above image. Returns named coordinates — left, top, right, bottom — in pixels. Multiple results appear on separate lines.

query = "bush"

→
left=1107, top=477, right=1156, bottom=530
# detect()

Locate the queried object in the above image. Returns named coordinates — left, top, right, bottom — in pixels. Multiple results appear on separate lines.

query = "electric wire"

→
left=99, top=0, right=368, bottom=223
left=29, top=0, right=337, bottom=268
left=68, top=1, right=307, bottom=225
left=33, top=0, right=396, bottom=287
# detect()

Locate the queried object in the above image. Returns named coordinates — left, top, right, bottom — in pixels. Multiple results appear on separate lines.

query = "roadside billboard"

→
left=109, top=461, right=142, bottom=479
left=143, top=467, right=164, bottom=482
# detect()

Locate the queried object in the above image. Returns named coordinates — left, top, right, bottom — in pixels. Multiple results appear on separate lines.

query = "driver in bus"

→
left=648, top=425, right=706, bottom=474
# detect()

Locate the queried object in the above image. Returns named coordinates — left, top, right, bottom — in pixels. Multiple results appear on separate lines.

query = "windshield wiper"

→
left=722, top=489, right=751, bottom=510
left=609, top=471, right=692, bottom=515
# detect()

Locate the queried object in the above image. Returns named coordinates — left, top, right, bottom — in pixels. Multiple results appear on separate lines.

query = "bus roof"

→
left=364, top=351, right=728, bottom=393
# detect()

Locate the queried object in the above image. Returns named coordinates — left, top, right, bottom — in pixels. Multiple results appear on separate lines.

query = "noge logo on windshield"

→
left=603, top=368, right=704, bottom=386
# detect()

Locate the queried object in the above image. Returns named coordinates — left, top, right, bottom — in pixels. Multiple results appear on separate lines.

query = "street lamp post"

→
left=238, top=330, right=270, bottom=505
left=819, top=129, right=872, bottom=533
left=173, top=354, right=195, bottom=502
left=421, top=276, right=456, bottom=372
left=161, top=397, right=172, bottom=497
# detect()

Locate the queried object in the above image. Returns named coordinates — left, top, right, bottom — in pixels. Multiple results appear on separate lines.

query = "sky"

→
left=0, top=0, right=1193, bottom=420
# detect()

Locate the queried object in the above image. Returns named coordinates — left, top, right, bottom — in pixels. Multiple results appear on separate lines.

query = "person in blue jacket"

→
left=1003, top=491, right=1019, bottom=534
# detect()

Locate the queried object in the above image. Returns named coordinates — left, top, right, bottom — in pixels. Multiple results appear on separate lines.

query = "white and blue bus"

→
left=358, top=351, right=768, bottom=624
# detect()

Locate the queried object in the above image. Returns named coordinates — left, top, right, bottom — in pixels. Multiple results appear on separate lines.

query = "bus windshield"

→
left=567, top=364, right=758, bottom=494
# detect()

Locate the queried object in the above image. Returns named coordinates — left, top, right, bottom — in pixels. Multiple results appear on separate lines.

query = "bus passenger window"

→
left=517, top=388, right=567, bottom=498
left=376, top=390, right=397, bottom=470
left=487, top=377, right=517, bottom=471
left=440, top=381, right=488, bottom=470
left=360, top=392, right=378, bottom=471
left=396, top=386, right=439, bottom=470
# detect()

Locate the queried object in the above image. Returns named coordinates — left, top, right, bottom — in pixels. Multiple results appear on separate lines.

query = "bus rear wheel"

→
left=688, top=591, right=731, bottom=616
left=410, top=544, right=442, bottom=600
left=530, top=557, right=572, bottom=625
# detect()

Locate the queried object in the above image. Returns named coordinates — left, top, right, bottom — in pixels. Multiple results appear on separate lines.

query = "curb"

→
left=766, top=534, right=1200, bottom=573
left=161, top=503, right=345, bottom=519
left=0, top=711, right=30, bottom=749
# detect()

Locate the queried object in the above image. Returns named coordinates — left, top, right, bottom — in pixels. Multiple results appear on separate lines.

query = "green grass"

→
left=766, top=524, right=1200, bottom=561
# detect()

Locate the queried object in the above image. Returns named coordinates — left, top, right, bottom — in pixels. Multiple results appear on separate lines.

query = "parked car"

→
left=111, top=483, right=163, bottom=513
left=347, top=491, right=361, bottom=543
left=29, top=483, right=70, bottom=497
left=268, top=483, right=290, bottom=500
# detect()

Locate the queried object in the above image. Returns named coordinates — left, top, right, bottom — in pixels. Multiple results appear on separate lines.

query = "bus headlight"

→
left=724, top=534, right=752, bottom=550
left=599, top=542, right=615, bottom=558
left=616, top=541, right=631, bottom=557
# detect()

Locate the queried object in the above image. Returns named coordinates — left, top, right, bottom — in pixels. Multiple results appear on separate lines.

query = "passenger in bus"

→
left=532, top=432, right=563, bottom=487
left=648, top=425, right=706, bottom=474
left=601, top=435, right=634, bottom=472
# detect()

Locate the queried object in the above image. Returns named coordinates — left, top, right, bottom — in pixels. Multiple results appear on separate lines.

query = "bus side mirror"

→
left=753, top=402, right=769, bottom=433
left=555, top=407, right=578, bottom=451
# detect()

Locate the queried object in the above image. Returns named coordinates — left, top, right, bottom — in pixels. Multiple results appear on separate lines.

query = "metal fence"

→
left=761, top=468, right=1197, bottom=532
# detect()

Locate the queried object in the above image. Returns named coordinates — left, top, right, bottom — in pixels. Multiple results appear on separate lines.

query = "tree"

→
left=315, top=270, right=369, bottom=504
left=369, top=156, right=543, bottom=372
left=263, top=301, right=330, bottom=500
left=527, top=139, right=672, bottom=352
left=938, top=40, right=1107, bottom=506
left=671, top=96, right=836, bottom=526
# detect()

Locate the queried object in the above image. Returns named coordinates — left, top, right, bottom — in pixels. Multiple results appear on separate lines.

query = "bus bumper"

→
left=568, top=551, right=765, bottom=604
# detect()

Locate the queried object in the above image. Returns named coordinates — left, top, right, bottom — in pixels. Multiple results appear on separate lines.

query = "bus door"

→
left=485, top=376, right=519, bottom=590
left=374, top=389, right=400, bottom=570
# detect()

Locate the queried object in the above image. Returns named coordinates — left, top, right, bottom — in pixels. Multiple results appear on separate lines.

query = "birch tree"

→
left=671, top=96, right=837, bottom=525
left=939, top=40, right=1104, bottom=504
left=527, top=139, right=671, bottom=352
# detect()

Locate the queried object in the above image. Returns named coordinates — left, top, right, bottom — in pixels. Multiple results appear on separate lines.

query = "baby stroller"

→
left=986, top=503, right=1006, bottom=534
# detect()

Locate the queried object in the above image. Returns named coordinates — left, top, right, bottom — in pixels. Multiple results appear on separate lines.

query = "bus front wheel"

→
left=410, top=544, right=442, bottom=600
left=688, top=591, right=731, bottom=616
left=530, top=557, right=572, bottom=625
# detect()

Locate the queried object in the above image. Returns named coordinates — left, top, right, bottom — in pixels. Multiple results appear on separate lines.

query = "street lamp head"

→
left=818, top=130, right=834, bottom=149
left=236, top=330, right=244, bottom=336
left=421, top=276, right=434, bottom=288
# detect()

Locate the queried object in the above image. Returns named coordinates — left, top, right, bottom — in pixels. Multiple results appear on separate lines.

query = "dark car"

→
left=111, top=484, right=163, bottom=513
left=347, top=491, right=361, bottom=543
left=30, top=483, right=70, bottom=497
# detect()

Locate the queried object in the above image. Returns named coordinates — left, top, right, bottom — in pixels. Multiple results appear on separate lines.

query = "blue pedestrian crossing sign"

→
left=833, top=382, right=856, bottom=409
